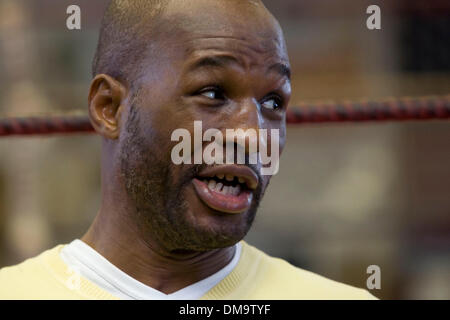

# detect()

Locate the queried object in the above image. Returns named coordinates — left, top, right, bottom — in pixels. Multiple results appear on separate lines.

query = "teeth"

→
left=229, top=185, right=240, bottom=196
left=208, top=179, right=216, bottom=190
left=202, top=173, right=247, bottom=196
left=205, top=179, right=242, bottom=196
left=211, top=173, right=245, bottom=186
left=215, top=182, right=223, bottom=192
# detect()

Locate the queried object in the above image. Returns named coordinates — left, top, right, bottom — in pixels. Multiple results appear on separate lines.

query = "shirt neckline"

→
left=60, top=239, right=242, bottom=300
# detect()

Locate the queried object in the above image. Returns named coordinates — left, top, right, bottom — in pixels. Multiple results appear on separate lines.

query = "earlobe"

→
left=88, top=74, right=127, bottom=139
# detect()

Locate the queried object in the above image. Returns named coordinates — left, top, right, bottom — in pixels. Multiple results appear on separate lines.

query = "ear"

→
left=88, top=74, right=127, bottom=139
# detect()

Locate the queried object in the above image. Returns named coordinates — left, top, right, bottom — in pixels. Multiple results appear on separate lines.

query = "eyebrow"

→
left=269, top=62, right=291, bottom=81
left=187, top=55, right=291, bottom=81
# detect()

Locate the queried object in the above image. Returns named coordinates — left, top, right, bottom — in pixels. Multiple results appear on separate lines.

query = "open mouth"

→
left=192, top=165, right=259, bottom=214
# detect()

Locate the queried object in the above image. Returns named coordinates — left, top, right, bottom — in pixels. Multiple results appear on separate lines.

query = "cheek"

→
left=137, top=107, right=181, bottom=154
left=276, top=122, right=287, bottom=150
left=261, top=175, right=271, bottom=189
left=264, top=125, right=286, bottom=154
left=279, top=130, right=287, bottom=155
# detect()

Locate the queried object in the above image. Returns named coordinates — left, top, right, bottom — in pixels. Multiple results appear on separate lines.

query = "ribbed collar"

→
left=40, top=241, right=259, bottom=300
left=201, top=241, right=261, bottom=300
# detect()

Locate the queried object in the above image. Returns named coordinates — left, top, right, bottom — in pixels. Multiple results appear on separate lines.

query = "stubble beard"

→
left=119, top=104, right=263, bottom=253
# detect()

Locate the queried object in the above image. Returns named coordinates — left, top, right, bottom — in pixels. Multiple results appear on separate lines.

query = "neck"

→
left=81, top=204, right=236, bottom=294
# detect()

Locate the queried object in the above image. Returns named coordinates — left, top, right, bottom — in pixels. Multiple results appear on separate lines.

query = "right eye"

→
left=201, top=90, right=217, bottom=99
left=197, top=87, right=226, bottom=100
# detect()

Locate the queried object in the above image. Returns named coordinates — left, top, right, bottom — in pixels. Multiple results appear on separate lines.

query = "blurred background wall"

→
left=0, top=0, right=449, bottom=299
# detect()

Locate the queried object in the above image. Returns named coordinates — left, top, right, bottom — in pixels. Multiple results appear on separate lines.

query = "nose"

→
left=235, top=98, right=262, bottom=132
left=223, top=99, right=263, bottom=162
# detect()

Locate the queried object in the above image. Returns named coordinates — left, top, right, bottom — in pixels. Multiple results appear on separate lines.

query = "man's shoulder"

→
left=0, top=245, right=79, bottom=299
left=239, top=242, right=378, bottom=300
left=0, top=246, right=60, bottom=279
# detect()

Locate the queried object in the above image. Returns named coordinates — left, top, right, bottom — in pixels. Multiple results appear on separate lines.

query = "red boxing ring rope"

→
left=0, top=95, right=449, bottom=137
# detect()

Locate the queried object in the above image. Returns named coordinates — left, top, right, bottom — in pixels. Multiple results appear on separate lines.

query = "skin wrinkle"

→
left=185, top=51, right=290, bottom=79
left=83, top=0, right=291, bottom=294
left=186, top=38, right=272, bottom=56
left=185, top=36, right=284, bottom=59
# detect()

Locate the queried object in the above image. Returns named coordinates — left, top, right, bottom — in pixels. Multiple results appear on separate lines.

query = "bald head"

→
left=92, top=0, right=284, bottom=90
left=92, top=0, right=168, bottom=87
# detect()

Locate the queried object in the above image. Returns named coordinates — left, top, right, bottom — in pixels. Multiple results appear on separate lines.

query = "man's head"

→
left=88, top=0, right=291, bottom=253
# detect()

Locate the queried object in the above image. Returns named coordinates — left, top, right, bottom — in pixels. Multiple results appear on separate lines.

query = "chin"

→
left=175, top=186, right=256, bottom=250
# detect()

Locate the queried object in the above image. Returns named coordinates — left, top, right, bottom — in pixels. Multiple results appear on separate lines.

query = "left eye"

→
left=197, top=86, right=226, bottom=101
left=261, top=97, right=282, bottom=110
left=201, top=90, right=218, bottom=99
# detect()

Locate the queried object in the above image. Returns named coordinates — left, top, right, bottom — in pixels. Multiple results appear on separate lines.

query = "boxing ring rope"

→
left=0, top=95, right=449, bottom=137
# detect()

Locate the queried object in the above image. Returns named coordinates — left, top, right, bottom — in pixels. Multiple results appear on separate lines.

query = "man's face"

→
left=119, top=0, right=291, bottom=252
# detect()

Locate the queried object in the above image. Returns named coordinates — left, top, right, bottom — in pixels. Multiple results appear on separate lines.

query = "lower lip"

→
left=192, top=178, right=253, bottom=214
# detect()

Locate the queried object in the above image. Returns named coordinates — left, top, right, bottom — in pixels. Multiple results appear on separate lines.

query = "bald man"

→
left=0, top=0, right=376, bottom=300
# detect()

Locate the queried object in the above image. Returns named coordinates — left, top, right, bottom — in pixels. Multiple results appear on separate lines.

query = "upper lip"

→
left=196, top=165, right=259, bottom=190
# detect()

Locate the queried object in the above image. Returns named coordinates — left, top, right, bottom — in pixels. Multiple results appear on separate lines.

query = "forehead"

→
left=161, top=0, right=289, bottom=66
